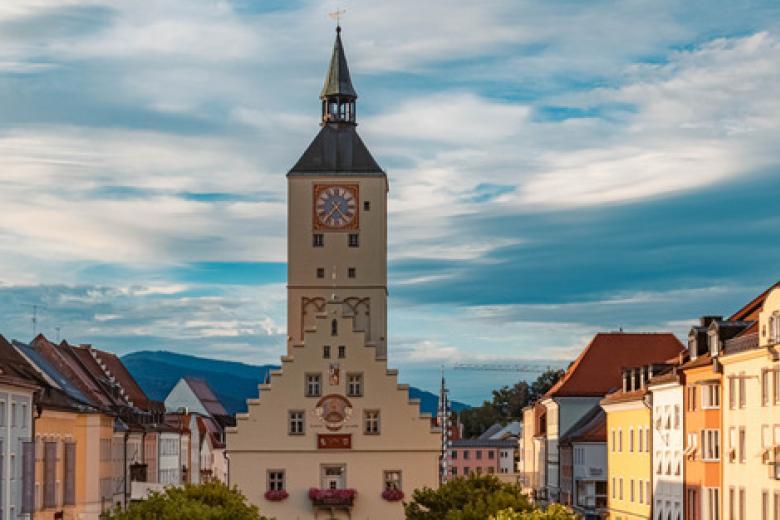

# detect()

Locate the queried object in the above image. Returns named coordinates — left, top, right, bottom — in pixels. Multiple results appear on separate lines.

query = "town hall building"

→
left=226, top=26, right=441, bottom=519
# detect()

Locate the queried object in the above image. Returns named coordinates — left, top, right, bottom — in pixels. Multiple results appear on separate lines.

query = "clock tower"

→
left=287, top=25, right=388, bottom=358
left=227, top=27, right=439, bottom=519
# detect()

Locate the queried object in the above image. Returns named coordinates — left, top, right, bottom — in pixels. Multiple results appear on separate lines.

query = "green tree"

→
left=529, top=368, right=565, bottom=402
left=490, top=504, right=577, bottom=520
left=102, top=480, right=270, bottom=520
left=404, top=474, right=532, bottom=520
left=459, top=369, right=564, bottom=438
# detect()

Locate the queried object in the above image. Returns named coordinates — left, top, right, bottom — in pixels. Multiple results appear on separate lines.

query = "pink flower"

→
left=264, top=489, right=289, bottom=501
left=382, top=488, right=404, bottom=501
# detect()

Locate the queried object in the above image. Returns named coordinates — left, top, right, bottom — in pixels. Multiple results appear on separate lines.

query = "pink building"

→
left=449, top=439, right=517, bottom=478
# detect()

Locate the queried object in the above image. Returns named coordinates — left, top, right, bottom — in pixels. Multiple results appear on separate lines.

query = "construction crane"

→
left=453, top=363, right=553, bottom=374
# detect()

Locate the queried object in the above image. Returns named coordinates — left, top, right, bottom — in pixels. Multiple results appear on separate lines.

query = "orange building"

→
left=682, top=313, right=754, bottom=520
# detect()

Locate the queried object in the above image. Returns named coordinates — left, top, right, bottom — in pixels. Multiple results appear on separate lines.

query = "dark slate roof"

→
left=184, top=377, right=228, bottom=418
left=321, top=28, right=357, bottom=99
left=451, top=439, right=517, bottom=448
left=560, top=405, right=606, bottom=445
left=477, top=423, right=504, bottom=440
left=288, top=124, right=384, bottom=176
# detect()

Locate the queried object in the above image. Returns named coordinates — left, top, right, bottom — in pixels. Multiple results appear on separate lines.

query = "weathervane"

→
left=329, top=8, right=346, bottom=28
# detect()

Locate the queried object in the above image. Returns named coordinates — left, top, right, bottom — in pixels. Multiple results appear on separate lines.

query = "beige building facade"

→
left=720, top=286, right=780, bottom=520
left=227, top=26, right=440, bottom=520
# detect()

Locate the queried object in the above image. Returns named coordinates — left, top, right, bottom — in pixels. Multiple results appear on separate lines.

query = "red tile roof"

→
left=544, top=333, right=684, bottom=398
left=728, top=281, right=780, bottom=322
left=31, top=335, right=114, bottom=409
left=89, top=347, right=152, bottom=410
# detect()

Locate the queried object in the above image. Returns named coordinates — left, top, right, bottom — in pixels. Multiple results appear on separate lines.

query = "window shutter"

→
left=44, top=441, right=57, bottom=508
left=21, top=441, right=35, bottom=514
left=64, top=442, right=76, bottom=505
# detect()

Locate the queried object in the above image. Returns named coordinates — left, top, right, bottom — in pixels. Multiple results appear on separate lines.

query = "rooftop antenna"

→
left=21, top=303, right=46, bottom=338
left=328, top=7, right=346, bottom=29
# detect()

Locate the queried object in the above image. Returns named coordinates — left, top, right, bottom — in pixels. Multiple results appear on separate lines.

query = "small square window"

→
left=323, top=345, right=331, bottom=359
left=348, top=268, right=356, bottom=278
left=348, top=234, right=359, bottom=247
left=363, top=201, right=370, bottom=211
left=316, top=268, right=325, bottom=278
left=338, top=346, right=346, bottom=359
left=268, top=470, right=285, bottom=491
left=384, top=470, right=401, bottom=491
left=313, top=234, right=324, bottom=247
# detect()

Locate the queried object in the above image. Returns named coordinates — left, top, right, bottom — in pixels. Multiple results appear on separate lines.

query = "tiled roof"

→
left=31, top=335, right=115, bottom=409
left=601, top=388, right=647, bottom=405
left=451, top=439, right=517, bottom=448
left=681, top=352, right=714, bottom=370
left=729, top=281, right=780, bottom=322
left=89, top=347, right=152, bottom=410
left=544, top=333, right=684, bottom=398
left=184, top=377, right=228, bottom=418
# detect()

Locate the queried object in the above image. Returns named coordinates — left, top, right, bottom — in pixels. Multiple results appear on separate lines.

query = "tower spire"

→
left=321, top=25, right=357, bottom=125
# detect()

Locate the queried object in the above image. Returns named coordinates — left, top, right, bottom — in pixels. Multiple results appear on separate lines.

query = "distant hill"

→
left=121, top=351, right=468, bottom=416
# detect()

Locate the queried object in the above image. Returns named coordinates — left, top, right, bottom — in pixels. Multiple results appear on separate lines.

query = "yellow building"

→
left=720, top=284, right=780, bottom=520
left=602, top=365, right=666, bottom=520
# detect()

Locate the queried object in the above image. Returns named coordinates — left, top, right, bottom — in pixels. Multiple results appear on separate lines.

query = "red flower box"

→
left=308, top=488, right=357, bottom=506
left=264, top=489, right=289, bottom=501
left=382, top=488, right=404, bottom=501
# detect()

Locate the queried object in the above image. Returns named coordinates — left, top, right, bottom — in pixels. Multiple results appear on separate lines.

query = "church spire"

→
left=321, top=26, right=357, bottom=125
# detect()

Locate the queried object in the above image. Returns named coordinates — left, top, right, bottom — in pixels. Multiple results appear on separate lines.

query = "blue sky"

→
left=1, top=0, right=780, bottom=397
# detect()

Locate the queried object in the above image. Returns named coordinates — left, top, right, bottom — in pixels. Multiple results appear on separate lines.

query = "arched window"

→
left=331, top=319, right=338, bottom=336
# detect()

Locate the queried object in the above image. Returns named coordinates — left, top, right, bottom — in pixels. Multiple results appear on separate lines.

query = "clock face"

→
left=314, top=184, right=359, bottom=230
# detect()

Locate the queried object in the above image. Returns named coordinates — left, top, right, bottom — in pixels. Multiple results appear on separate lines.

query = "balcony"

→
left=308, top=488, right=357, bottom=510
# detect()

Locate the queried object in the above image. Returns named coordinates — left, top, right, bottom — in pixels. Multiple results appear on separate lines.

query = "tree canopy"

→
left=404, top=474, right=533, bottom=520
left=102, top=481, right=270, bottom=520
left=459, top=368, right=565, bottom=437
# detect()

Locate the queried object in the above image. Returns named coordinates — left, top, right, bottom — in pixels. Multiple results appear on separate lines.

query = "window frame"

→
left=313, top=234, right=324, bottom=247
left=305, top=373, right=322, bottom=397
left=346, top=373, right=363, bottom=397
left=288, top=410, right=305, bottom=435
left=364, top=409, right=380, bottom=435
left=267, top=469, right=285, bottom=491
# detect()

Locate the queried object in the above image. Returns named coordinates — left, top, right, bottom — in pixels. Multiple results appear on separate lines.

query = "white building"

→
left=649, top=368, right=685, bottom=520
left=226, top=25, right=440, bottom=520
left=560, top=406, right=607, bottom=516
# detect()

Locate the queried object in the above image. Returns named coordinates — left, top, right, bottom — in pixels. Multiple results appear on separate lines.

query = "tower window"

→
left=348, top=268, right=356, bottom=278
left=364, top=201, right=370, bottom=211
left=338, top=345, right=346, bottom=358
left=313, top=234, right=324, bottom=247
left=316, top=268, right=325, bottom=279
left=347, top=373, right=363, bottom=397
left=288, top=411, right=305, bottom=435
left=305, top=374, right=321, bottom=397
left=331, top=319, right=338, bottom=336
left=348, top=234, right=359, bottom=247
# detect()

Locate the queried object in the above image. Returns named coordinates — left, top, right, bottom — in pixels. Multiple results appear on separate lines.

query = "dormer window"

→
left=709, top=332, right=720, bottom=357
left=770, top=313, right=780, bottom=344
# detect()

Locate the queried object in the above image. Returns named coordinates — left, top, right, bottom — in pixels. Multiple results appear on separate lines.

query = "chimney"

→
left=700, top=316, right=723, bottom=327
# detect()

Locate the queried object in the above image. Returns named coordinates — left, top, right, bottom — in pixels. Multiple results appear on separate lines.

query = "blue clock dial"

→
left=316, top=186, right=357, bottom=228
